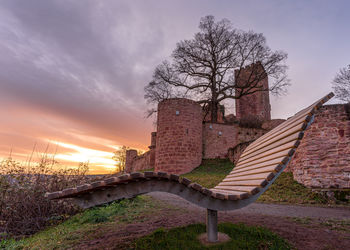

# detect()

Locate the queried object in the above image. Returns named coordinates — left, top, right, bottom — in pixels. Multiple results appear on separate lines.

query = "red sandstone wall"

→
left=228, top=141, right=252, bottom=164
left=203, top=123, right=238, bottom=159
left=155, top=98, right=202, bottom=174
left=288, top=104, right=350, bottom=189
left=125, top=150, right=154, bottom=173
left=132, top=151, right=151, bottom=172
left=203, top=123, right=266, bottom=159
left=237, top=127, right=266, bottom=144
left=235, top=63, right=271, bottom=122
left=125, top=150, right=137, bottom=172
left=262, top=119, right=286, bottom=130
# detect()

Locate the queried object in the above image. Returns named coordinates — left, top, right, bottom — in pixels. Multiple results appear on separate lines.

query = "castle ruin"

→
left=125, top=63, right=350, bottom=190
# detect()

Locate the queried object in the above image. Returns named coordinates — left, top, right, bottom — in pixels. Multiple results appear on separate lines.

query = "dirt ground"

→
left=76, top=192, right=350, bottom=250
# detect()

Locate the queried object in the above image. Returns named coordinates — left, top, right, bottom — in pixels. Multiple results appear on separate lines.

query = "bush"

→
left=0, top=156, right=90, bottom=237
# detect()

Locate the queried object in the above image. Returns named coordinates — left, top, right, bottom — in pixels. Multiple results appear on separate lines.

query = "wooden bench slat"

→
left=246, top=118, right=311, bottom=151
left=228, top=164, right=281, bottom=176
left=222, top=172, right=275, bottom=182
left=210, top=189, right=248, bottom=195
left=239, top=131, right=303, bottom=162
left=241, top=123, right=304, bottom=158
left=210, top=189, right=250, bottom=199
left=237, top=142, right=296, bottom=166
left=213, top=185, right=259, bottom=193
left=253, top=92, right=333, bottom=150
left=245, top=114, right=307, bottom=153
left=230, top=158, right=282, bottom=173
left=244, top=107, right=312, bottom=152
left=212, top=186, right=260, bottom=195
left=216, top=179, right=268, bottom=187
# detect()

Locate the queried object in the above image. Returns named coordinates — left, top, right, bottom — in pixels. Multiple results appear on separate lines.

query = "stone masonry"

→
left=124, top=62, right=349, bottom=190
left=202, top=123, right=266, bottom=159
left=235, top=62, right=271, bottom=122
left=155, top=98, right=203, bottom=174
left=287, top=104, right=350, bottom=189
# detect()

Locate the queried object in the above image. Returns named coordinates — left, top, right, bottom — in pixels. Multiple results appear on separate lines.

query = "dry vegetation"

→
left=0, top=156, right=90, bottom=238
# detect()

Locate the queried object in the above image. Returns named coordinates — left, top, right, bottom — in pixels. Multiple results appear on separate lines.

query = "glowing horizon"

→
left=1, top=140, right=147, bottom=174
left=0, top=1, right=348, bottom=174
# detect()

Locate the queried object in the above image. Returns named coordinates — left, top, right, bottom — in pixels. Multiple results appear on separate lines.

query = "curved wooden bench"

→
left=46, top=92, right=334, bottom=242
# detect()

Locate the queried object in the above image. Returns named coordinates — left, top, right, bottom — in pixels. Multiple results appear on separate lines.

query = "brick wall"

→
left=124, top=149, right=155, bottom=173
left=262, top=119, right=286, bottom=130
left=155, top=98, right=202, bottom=174
left=203, top=123, right=266, bottom=159
left=237, top=127, right=266, bottom=144
left=203, top=123, right=238, bottom=159
left=288, top=104, right=350, bottom=189
left=125, top=131, right=156, bottom=173
left=125, top=150, right=137, bottom=172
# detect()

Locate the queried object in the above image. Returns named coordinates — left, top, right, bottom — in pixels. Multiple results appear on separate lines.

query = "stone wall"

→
left=262, top=119, right=286, bottom=130
left=228, top=141, right=253, bottom=164
left=125, top=150, right=137, bottom=172
left=235, top=62, right=271, bottom=122
left=203, top=123, right=238, bottom=159
left=155, top=98, right=203, bottom=174
left=125, top=150, right=154, bottom=173
left=237, top=127, right=266, bottom=144
left=125, top=131, right=156, bottom=173
left=203, top=123, right=266, bottom=159
left=288, top=104, right=350, bottom=189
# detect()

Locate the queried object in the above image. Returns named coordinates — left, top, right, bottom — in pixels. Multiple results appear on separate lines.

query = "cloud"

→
left=0, top=1, right=168, bottom=155
left=0, top=0, right=349, bottom=172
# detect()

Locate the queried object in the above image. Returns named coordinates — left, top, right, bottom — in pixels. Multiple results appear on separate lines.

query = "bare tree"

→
left=332, top=65, right=350, bottom=103
left=145, top=15, right=289, bottom=122
left=112, top=146, right=129, bottom=172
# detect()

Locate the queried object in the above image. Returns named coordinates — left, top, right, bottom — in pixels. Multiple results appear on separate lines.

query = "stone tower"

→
left=155, top=98, right=202, bottom=174
left=235, top=62, right=271, bottom=122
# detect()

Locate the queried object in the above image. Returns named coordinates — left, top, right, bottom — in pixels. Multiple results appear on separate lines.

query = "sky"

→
left=1, top=0, right=349, bottom=173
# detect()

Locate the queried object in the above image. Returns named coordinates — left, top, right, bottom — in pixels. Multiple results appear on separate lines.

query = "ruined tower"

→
left=155, top=98, right=202, bottom=174
left=235, top=62, right=271, bottom=122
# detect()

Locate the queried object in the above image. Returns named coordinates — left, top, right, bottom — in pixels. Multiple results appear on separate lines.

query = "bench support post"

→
left=206, top=209, right=218, bottom=242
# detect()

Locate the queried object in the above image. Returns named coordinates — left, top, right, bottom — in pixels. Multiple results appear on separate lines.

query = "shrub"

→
left=0, top=156, right=90, bottom=238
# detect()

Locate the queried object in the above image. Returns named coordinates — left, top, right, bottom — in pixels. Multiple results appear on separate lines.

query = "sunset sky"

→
left=1, top=0, right=349, bottom=173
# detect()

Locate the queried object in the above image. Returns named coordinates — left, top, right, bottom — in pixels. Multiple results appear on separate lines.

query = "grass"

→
left=140, top=168, right=155, bottom=173
left=258, top=172, right=328, bottom=204
left=1, top=194, right=294, bottom=249
left=181, top=159, right=233, bottom=189
left=0, top=196, right=160, bottom=249
left=180, top=159, right=331, bottom=205
left=132, top=223, right=292, bottom=249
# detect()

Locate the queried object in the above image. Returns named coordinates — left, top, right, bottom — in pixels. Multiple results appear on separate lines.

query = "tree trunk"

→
left=211, top=100, right=218, bottom=123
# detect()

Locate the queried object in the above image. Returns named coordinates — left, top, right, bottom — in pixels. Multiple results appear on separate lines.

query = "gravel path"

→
left=149, top=191, right=350, bottom=220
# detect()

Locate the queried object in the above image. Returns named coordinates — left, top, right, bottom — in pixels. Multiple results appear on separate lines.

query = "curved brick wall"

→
left=155, top=98, right=202, bottom=174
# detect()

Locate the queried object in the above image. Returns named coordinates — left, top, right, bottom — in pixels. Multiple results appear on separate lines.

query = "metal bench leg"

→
left=206, top=209, right=218, bottom=242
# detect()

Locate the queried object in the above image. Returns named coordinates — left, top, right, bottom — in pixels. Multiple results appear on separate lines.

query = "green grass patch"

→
left=181, top=160, right=331, bottom=205
left=140, top=168, right=155, bottom=173
left=258, top=172, right=328, bottom=204
left=133, top=223, right=292, bottom=249
left=181, top=159, right=233, bottom=189
left=0, top=196, right=159, bottom=249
